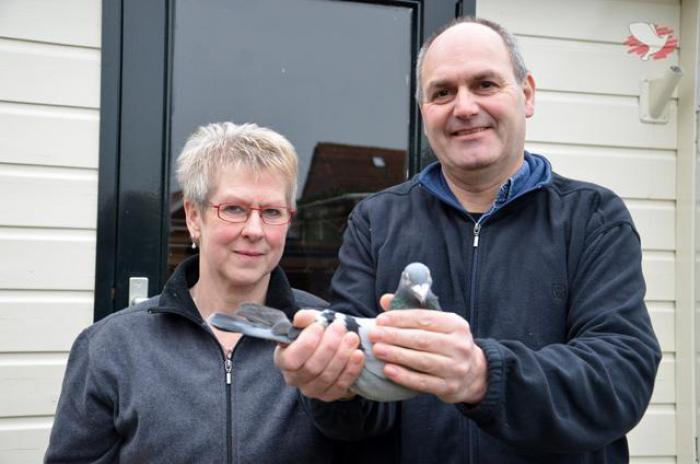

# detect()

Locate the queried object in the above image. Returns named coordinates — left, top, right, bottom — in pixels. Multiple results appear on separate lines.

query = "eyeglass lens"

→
left=217, top=204, right=291, bottom=224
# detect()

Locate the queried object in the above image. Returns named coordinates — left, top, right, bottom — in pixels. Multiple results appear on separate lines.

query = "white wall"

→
left=0, top=1, right=100, bottom=462
left=478, top=0, right=683, bottom=462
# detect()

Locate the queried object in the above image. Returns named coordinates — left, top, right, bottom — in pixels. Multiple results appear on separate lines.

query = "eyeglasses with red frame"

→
left=209, top=202, right=295, bottom=225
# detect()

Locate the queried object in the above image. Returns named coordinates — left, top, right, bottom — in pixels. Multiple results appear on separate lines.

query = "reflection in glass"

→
left=168, top=0, right=414, bottom=298
left=285, top=142, right=406, bottom=295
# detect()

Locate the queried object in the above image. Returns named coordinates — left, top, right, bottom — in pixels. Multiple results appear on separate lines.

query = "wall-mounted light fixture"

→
left=640, top=65, right=683, bottom=124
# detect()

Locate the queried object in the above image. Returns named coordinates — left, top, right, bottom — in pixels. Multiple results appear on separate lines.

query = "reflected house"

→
left=282, top=142, right=406, bottom=298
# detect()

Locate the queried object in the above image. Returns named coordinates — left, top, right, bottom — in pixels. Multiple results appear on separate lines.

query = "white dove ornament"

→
left=629, top=22, right=669, bottom=60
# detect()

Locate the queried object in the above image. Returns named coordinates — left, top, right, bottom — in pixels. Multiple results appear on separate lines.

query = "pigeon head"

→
left=401, top=262, right=433, bottom=304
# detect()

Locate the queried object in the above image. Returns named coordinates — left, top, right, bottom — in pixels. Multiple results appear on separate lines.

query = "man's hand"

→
left=370, top=295, right=488, bottom=404
left=273, top=310, right=365, bottom=402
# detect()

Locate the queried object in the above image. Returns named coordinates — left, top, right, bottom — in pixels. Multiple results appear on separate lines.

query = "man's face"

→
left=419, top=23, right=535, bottom=181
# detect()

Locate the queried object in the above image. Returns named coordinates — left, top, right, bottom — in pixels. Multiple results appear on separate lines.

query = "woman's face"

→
left=186, top=164, right=292, bottom=296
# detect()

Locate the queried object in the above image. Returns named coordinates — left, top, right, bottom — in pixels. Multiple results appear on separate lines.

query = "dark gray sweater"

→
left=45, top=255, right=343, bottom=464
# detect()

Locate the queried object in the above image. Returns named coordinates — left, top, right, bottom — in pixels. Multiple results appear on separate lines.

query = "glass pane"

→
left=168, top=0, right=413, bottom=298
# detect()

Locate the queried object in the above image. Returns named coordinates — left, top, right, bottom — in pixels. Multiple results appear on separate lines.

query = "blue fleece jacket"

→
left=304, top=152, right=661, bottom=463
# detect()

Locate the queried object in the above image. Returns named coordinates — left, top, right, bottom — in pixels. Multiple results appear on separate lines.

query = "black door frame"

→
left=95, top=0, right=475, bottom=320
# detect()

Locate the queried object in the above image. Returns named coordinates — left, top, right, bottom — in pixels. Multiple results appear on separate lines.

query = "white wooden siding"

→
left=0, top=229, right=96, bottom=290
left=0, top=418, right=53, bottom=464
left=479, top=0, right=681, bottom=460
left=0, top=165, right=97, bottom=228
left=0, top=0, right=100, bottom=48
left=0, top=292, right=93, bottom=352
left=630, top=459, right=676, bottom=464
left=0, top=1, right=101, bottom=462
left=528, top=94, right=677, bottom=149
left=520, top=36, right=679, bottom=97
left=534, top=144, right=676, bottom=200
left=0, top=38, right=100, bottom=108
left=0, top=354, right=67, bottom=417
left=0, top=102, right=99, bottom=169
left=479, top=0, right=679, bottom=44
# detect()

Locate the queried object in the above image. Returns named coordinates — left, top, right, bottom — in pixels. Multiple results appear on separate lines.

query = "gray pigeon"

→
left=208, top=262, right=441, bottom=402
left=390, top=262, right=442, bottom=311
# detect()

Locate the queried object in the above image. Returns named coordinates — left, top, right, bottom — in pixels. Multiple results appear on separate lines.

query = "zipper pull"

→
left=224, top=356, right=232, bottom=385
left=473, top=223, right=481, bottom=247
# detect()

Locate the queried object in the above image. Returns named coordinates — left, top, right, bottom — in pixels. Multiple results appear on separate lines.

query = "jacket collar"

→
left=154, top=254, right=298, bottom=321
left=418, top=151, right=552, bottom=222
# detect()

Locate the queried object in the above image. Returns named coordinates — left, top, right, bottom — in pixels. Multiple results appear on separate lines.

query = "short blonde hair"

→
left=176, top=122, right=299, bottom=207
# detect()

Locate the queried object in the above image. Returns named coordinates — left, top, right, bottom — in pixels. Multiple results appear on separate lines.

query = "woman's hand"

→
left=274, top=310, right=365, bottom=402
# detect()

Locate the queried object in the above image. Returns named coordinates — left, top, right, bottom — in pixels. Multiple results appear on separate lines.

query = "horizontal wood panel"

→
left=649, top=356, right=674, bottom=404
left=0, top=229, right=95, bottom=290
left=0, top=38, right=100, bottom=108
left=0, top=165, right=97, bottom=229
left=0, top=102, right=99, bottom=168
left=532, top=143, right=675, bottom=200
left=630, top=458, right=676, bottom=464
left=628, top=405, right=675, bottom=456
left=527, top=93, right=677, bottom=150
left=521, top=36, right=678, bottom=97
left=642, top=253, right=674, bottom=301
left=0, top=357, right=65, bottom=417
left=478, top=0, right=680, bottom=44
left=0, top=291, right=92, bottom=352
left=0, top=0, right=100, bottom=48
left=627, top=201, right=675, bottom=251
left=649, top=305, right=674, bottom=353
left=0, top=417, right=52, bottom=464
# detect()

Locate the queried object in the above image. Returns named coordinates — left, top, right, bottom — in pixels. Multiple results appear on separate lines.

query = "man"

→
left=275, top=17, right=661, bottom=463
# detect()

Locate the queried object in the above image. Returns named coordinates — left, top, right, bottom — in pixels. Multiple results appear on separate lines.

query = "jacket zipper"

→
left=468, top=220, right=482, bottom=464
left=150, top=309, right=238, bottom=463
left=469, top=221, right=481, bottom=325
left=225, top=354, right=233, bottom=385
left=225, top=349, right=233, bottom=464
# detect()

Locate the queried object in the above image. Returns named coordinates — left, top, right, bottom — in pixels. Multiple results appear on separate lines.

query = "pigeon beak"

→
left=412, top=283, right=430, bottom=304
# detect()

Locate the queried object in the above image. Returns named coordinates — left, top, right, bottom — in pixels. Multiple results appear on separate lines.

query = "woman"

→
left=45, top=122, right=344, bottom=463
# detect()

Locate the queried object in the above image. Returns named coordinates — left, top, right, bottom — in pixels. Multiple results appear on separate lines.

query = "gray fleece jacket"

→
left=45, top=255, right=344, bottom=464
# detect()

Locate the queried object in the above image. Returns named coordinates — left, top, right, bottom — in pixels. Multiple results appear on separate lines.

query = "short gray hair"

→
left=415, top=17, right=528, bottom=102
left=176, top=122, right=299, bottom=208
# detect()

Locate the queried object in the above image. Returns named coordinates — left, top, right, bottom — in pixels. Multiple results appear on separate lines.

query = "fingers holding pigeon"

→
left=378, top=294, right=394, bottom=312
left=370, top=309, right=488, bottom=404
left=292, top=309, right=323, bottom=328
left=274, top=321, right=364, bottom=402
left=320, top=341, right=365, bottom=401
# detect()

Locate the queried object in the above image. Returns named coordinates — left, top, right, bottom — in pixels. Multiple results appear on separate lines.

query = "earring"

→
left=191, top=237, right=198, bottom=249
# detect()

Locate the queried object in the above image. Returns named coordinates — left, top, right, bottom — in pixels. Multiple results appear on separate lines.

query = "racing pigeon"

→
left=208, top=262, right=441, bottom=401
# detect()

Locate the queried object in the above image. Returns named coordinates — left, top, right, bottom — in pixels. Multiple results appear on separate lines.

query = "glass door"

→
left=95, top=0, right=468, bottom=317
left=168, top=0, right=416, bottom=298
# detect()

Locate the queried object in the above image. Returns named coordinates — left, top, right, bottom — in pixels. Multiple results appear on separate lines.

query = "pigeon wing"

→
left=236, top=303, right=295, bottom=336
left=208, top=303, right=296, bottom=344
